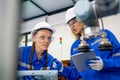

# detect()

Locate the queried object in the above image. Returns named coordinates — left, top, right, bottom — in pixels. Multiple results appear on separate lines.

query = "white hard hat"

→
left=31, top=22, right=55, bottom=37
left=65, top=7, right=76, bottom=23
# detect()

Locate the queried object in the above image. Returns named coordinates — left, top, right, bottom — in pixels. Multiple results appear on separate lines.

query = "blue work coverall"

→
left=61, top=29, right=120, bottom=80
left=18, top=46, right=62, bottom=79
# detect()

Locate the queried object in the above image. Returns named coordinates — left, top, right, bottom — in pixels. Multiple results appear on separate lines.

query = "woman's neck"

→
left=35, top=47, right=44, bottom=60
left=36, top=53, right=43, bottom=60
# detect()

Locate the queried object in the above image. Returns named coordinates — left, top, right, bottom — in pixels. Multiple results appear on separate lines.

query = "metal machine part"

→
left=78, top=36, right=90, bottom=52
left=98, top=32, right=112, bottom=50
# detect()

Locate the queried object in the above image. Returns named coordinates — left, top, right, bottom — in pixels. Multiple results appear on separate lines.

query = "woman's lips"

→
left=72, top=29, right=77, bottom=33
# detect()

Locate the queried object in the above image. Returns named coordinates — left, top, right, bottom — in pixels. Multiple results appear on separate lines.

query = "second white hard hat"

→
left=65, top=7, right=76, bottom=23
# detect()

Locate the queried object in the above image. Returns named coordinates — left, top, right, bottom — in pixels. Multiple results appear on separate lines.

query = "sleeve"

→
left=103, top=56, right=120, bottom=71
left=52, top=59, right=63, bottom=72
left=47, top=54, right=63, bottom=72
left=18, top=47, right=30, bottom=70
left=102, top=30, right=120, bottom=71
left=106, top=29, right=120, bottom=53
left=60, top=66, right=81, bottom=80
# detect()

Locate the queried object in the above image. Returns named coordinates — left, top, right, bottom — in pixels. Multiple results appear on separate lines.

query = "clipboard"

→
left=71, top=50, right=96, bottom=72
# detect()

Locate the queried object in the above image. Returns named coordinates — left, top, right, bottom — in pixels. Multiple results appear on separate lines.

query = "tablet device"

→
left=71, top=50, right=96, bottom=72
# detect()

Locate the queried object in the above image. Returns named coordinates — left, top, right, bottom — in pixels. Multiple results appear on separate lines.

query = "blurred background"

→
left=0, top=0, right=120, bottom=80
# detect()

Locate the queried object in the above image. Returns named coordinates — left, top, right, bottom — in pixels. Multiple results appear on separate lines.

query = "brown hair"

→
left=29, top=30, right=48, bottom=70
left=29, top=42, right=35, bottom=70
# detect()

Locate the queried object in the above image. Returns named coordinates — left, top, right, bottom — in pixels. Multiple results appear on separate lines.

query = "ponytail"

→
left=29, top=42, right=35, bottom=70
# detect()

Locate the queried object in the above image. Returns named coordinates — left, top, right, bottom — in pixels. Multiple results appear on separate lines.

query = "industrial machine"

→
left=74, top=0, right=120, bottom=51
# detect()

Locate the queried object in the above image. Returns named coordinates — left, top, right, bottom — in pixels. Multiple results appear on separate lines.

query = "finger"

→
left=88, top=63, right=98, bottom=66
left=88, top=60, right=100, bottom=63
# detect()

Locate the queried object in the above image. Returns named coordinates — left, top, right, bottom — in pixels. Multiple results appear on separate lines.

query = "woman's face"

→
left=68, top=18, right=84, bottom=35
left=32, top=29, right=52, bottom=51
